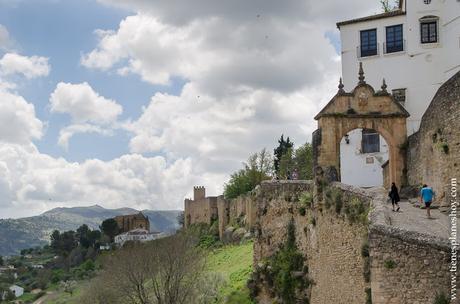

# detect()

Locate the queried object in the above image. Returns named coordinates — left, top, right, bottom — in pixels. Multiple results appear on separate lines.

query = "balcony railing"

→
left=357, top=43, right=380, bottom=58
left=383, top=39, right=406, bottom=54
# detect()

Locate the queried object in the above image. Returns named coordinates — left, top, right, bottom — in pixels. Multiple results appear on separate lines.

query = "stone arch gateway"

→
left=313, top=63, right=409, bottom=188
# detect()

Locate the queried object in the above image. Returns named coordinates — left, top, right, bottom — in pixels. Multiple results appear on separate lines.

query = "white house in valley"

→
left=336, top=0, right=460, bottom=187
left=2, top=285, right=24, bottom=299
left=114, top=229, right=162, bottom=247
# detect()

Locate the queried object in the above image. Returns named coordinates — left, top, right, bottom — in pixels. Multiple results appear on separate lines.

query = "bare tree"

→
left=380, top=0, right=398, bottom=12
left=81, top=231, right=210, bottom=304
left=147, top=233, right=207, bottom=304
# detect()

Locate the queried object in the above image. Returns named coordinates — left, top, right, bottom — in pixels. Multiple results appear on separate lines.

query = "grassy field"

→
left=206, top=241, right=254, bottom=303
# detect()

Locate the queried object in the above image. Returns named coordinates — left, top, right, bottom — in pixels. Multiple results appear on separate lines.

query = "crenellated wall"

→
left=184, top=187, right=218, bottom=227
left=184, top=186, right=257, bottom=238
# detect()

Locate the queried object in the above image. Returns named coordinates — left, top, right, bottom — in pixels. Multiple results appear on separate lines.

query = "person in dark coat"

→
left=388, top=182, right=401, bottom=212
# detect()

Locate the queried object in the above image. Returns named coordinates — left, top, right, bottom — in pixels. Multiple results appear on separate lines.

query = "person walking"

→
left=420, top=184, right=434, bottom=219
left=388, top=182, right=401, bottom=212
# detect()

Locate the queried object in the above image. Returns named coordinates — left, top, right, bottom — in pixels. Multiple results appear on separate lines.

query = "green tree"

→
left=380, top=0, right=398, bottom=12
left=77, top=224, right=91, bottom=248
left=50, top=230, right=61, bottom=252
left=274, top=135, right=293, bottom=175
left=278, top=147, right=294, bottom=179
left=224, top=149, right=272, bottom=199
left=100, top=218, right=119, bottom=242
left=177, top=211, right=185, bottom=227
left=0, top=255, right=3, bottom=266
left=294, top=142, right=313, bottom=180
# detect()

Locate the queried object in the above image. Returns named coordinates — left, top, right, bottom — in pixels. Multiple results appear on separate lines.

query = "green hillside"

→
left=207, top=242, right=254, bottom=303
left=0, top=205, right=181, bottom=256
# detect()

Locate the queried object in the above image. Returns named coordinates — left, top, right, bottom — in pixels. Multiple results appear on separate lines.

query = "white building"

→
left=114, top=229, right=161, bottom=247
left=336, top=0, right=460, bottom=187
left=9, top=285, right=24, bottom=298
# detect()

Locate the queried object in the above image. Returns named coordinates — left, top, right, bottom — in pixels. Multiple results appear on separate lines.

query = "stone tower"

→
left=194, top=186, right=206, bottom=200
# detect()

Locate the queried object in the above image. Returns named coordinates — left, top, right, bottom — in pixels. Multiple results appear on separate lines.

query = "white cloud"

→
left=0, top=89, right=43, bottom=145
left=0, top=53, right=50, bottom=78
left=49, top=82, right=124, bottom=148
left=0, top=142, right=219, bottom=218
left=79, top=0, right=382, bottom=204
left=57, top=124, right=115, bottom=150
left=1, top=1, right=385, bottom=218
left=50, top=82, right=122, bottom=124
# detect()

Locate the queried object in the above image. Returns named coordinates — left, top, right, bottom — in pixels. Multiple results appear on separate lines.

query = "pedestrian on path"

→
left=388, top=182, right=401, bottom=212
left=420, top=184, right=434, bottom=219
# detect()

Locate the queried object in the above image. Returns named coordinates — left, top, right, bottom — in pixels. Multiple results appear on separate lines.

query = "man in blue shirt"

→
left=420, top=184, right=434, bottom=218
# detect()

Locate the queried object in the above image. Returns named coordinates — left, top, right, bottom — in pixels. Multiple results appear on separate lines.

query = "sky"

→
left=0, top=0, right=381, bottom=218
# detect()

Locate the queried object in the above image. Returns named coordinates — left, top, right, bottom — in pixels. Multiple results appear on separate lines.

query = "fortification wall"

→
left=216, top=194, right=258, bottom=239
left=368, top=189, right=452, bottom=304
left=406, top=71, right=460, bottom=208
left=253, top=181, right=453, bottom=304
left=184, top=196, right=218, bottom=227
left=253, top=181, right=370, bottom=304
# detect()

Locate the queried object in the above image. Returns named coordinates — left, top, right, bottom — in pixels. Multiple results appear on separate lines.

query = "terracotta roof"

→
left=336, top=10, right=406, bottom=28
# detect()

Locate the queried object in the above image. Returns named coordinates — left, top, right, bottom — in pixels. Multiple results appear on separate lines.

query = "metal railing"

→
left=356, top=42, right=380, bottom=58
left=383, top=39, right=406, bottom=54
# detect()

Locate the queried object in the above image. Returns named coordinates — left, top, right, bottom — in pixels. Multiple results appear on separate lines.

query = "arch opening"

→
left=339, top=128, right=389, bottom=187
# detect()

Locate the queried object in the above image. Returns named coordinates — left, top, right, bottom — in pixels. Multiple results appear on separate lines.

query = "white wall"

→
left=9, top=285, right=24, bottom=298
left=340, top=129, right=389, bottom=187
left=339, top=0, right=460, bottom=135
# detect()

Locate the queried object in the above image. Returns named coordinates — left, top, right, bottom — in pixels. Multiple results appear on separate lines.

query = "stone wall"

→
left=253, top=181, right=371, bottom=304
left=184, top=196, right=218, bottom=227
left=369, top=230, right=450, bottom=304
left=253, top=181, right=453, bottom=304
left=216, top=194, right=258, bottom=240
left=368, top=190, right=452, bottom=303
left=406, top=71, right=460, bottom=208
left=185, top=186, right=257, bottom=239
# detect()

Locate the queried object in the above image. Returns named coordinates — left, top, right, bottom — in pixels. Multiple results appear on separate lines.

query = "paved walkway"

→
left=383, top=199, right=452, bottom=241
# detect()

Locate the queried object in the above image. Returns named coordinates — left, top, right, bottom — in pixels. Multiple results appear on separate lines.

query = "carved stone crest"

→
left=358, top=91, right=368, bottom=106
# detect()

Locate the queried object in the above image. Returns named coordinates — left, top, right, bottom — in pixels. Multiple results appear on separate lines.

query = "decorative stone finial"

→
left=358, top=62, right=366, bottom=85
left=338, top=77, right=345, bottom=94
left=381, top=78, right=388, bottom=94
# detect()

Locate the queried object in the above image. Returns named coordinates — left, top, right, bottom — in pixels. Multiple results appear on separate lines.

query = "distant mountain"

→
left=0, top=205, right=181, bottom=256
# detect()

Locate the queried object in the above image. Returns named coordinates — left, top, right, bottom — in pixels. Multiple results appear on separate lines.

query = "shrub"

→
left=298, top=192, right=313, bottom=208
left=439, top=142, right=449, bottom=154
left=334, top=191, right=343, bottom=214
left=383, top=259, right=396, bottom=269
left=361, top=241, right=369, bottom=258
left=365, top=288, right=372, bottom=304
left=226, top=290, right=255, bottom=304
left=361, top=240, right=370, bottom=282
left=433, top=292, right=450, bottom=304
left=266, top=220, right=310, bottom=304
left=344, top=198, right=369, bottom=225
left=198, top=234, right=219, bottom=249
left=80, top=259, right=95, bottom=272
left=299, top=207, right=306, bottom=216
